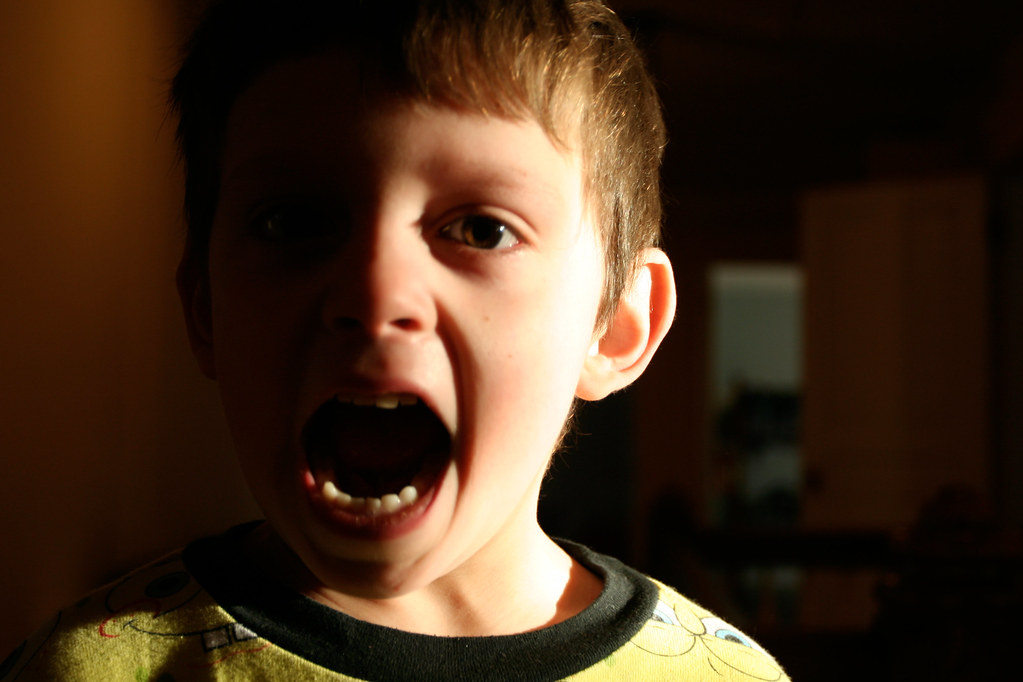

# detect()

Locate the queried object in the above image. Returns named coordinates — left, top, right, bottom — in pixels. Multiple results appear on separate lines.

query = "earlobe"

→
left=176, top=257, right=217, bottom=380
left=576, top=248, right=676, bottom=401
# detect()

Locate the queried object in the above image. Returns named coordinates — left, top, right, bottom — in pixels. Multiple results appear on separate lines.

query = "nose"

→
left=321, top=217, right=437, bottom=338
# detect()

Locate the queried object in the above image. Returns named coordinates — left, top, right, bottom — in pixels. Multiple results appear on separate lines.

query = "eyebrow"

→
left=218, top=146, right=575, bottom=235
left=419, top=155, right=568, bottom=208
left=218, top=156, right=339, bottom=196
left=224, top=151, right=566, bottom=197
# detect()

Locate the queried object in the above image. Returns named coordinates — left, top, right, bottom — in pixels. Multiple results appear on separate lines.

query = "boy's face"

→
left=190, top=52, right=607, bottom=595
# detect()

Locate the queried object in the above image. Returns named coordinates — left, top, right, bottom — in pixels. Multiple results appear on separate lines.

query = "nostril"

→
left=327, top=315, right=422, bottom=334
left=392, top=318, right=419, bottom=331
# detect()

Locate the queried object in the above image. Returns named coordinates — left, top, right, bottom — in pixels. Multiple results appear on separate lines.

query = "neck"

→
left=246, top=521, right=603, bottom=637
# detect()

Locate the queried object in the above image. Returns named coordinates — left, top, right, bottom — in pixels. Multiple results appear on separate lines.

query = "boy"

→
left=2, top=0, right=788, bottom=679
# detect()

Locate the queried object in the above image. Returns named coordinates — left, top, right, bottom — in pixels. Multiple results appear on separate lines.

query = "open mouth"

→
left=301, top=393, right=451, bottom=518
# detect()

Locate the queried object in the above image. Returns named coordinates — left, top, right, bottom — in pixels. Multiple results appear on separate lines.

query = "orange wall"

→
left=0, top=1, right=258, bottom=655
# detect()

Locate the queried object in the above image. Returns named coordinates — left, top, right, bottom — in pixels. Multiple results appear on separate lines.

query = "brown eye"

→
left=252, top=203, right=337, bottom=243
left=441, top=215, right=519, bottom=250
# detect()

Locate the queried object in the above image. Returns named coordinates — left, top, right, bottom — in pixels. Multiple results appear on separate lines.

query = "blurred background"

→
left=2, top=0, right=1022, bottom=678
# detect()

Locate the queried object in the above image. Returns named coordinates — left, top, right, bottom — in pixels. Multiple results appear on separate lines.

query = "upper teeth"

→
left=337, top=393, right=419, bottom=410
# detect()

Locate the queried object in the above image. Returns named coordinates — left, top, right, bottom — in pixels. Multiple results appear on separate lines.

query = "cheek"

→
left=208, top=245, right=319, bottom=371
left=477, top=254, right=603, bottom=424
left=207, top=278, right=312, bottom=457
left=533, top=251, right=604, bottom=363
left=212, top=291, right=286, bottom=391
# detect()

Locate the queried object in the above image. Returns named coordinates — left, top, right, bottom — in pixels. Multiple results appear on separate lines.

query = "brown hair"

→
left=172, top=0, right=665, bottom=325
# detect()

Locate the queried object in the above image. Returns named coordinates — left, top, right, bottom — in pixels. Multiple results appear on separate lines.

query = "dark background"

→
left=3, top=1, right=1023, bottom=678
left=541, top=1, right=1023, bottom=678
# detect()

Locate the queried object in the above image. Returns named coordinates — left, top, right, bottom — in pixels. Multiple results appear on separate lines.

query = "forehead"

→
left=223, top=43, right=585, bottom=157
left=218, top=51, right=586, bottom=219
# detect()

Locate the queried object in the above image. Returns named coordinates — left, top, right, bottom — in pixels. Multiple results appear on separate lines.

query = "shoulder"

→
left=0, top=547, right=268, bottom=681
left=563, top=543, right=790, bottom=681
left=616, top=579, right=789, bottom=680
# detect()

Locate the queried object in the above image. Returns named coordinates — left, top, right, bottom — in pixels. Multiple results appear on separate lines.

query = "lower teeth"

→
left=321, top=480, right=419, bottom=515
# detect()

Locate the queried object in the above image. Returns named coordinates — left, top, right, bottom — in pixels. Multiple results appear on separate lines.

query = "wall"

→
left=0, top=1, right=258, bottom=656
left=801, top=176, right=990, bottom=531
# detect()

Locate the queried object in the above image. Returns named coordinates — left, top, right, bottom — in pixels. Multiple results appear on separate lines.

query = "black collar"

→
left=183, top=522, right=657, bottom=681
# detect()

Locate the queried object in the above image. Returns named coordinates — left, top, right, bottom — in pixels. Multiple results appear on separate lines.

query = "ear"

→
left=576, top=248, right=676, bottom=401
left=176, top=257, right=217, bottom=380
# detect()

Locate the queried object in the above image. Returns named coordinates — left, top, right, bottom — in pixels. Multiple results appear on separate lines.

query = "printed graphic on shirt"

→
left=1, top=555, right=270, bottom=681
left=628, top=592, right=785, bottom=680
left=96, top=556, right=266, bottom=661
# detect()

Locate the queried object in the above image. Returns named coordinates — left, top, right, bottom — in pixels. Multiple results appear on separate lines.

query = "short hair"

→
left=172, top=0, right=665, bottom=326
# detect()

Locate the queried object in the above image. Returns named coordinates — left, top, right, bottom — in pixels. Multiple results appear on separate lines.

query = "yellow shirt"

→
left=2, top=526, right=788, bottom=681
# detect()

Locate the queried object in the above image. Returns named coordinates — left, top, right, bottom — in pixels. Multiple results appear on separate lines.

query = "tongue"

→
left=303, top=401, right=449, bottom=497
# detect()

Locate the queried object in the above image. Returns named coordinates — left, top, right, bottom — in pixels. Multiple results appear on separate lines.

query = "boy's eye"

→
left=251, top=203, right=337, bottom=243
left=440, top=215, right=519, bottom=250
